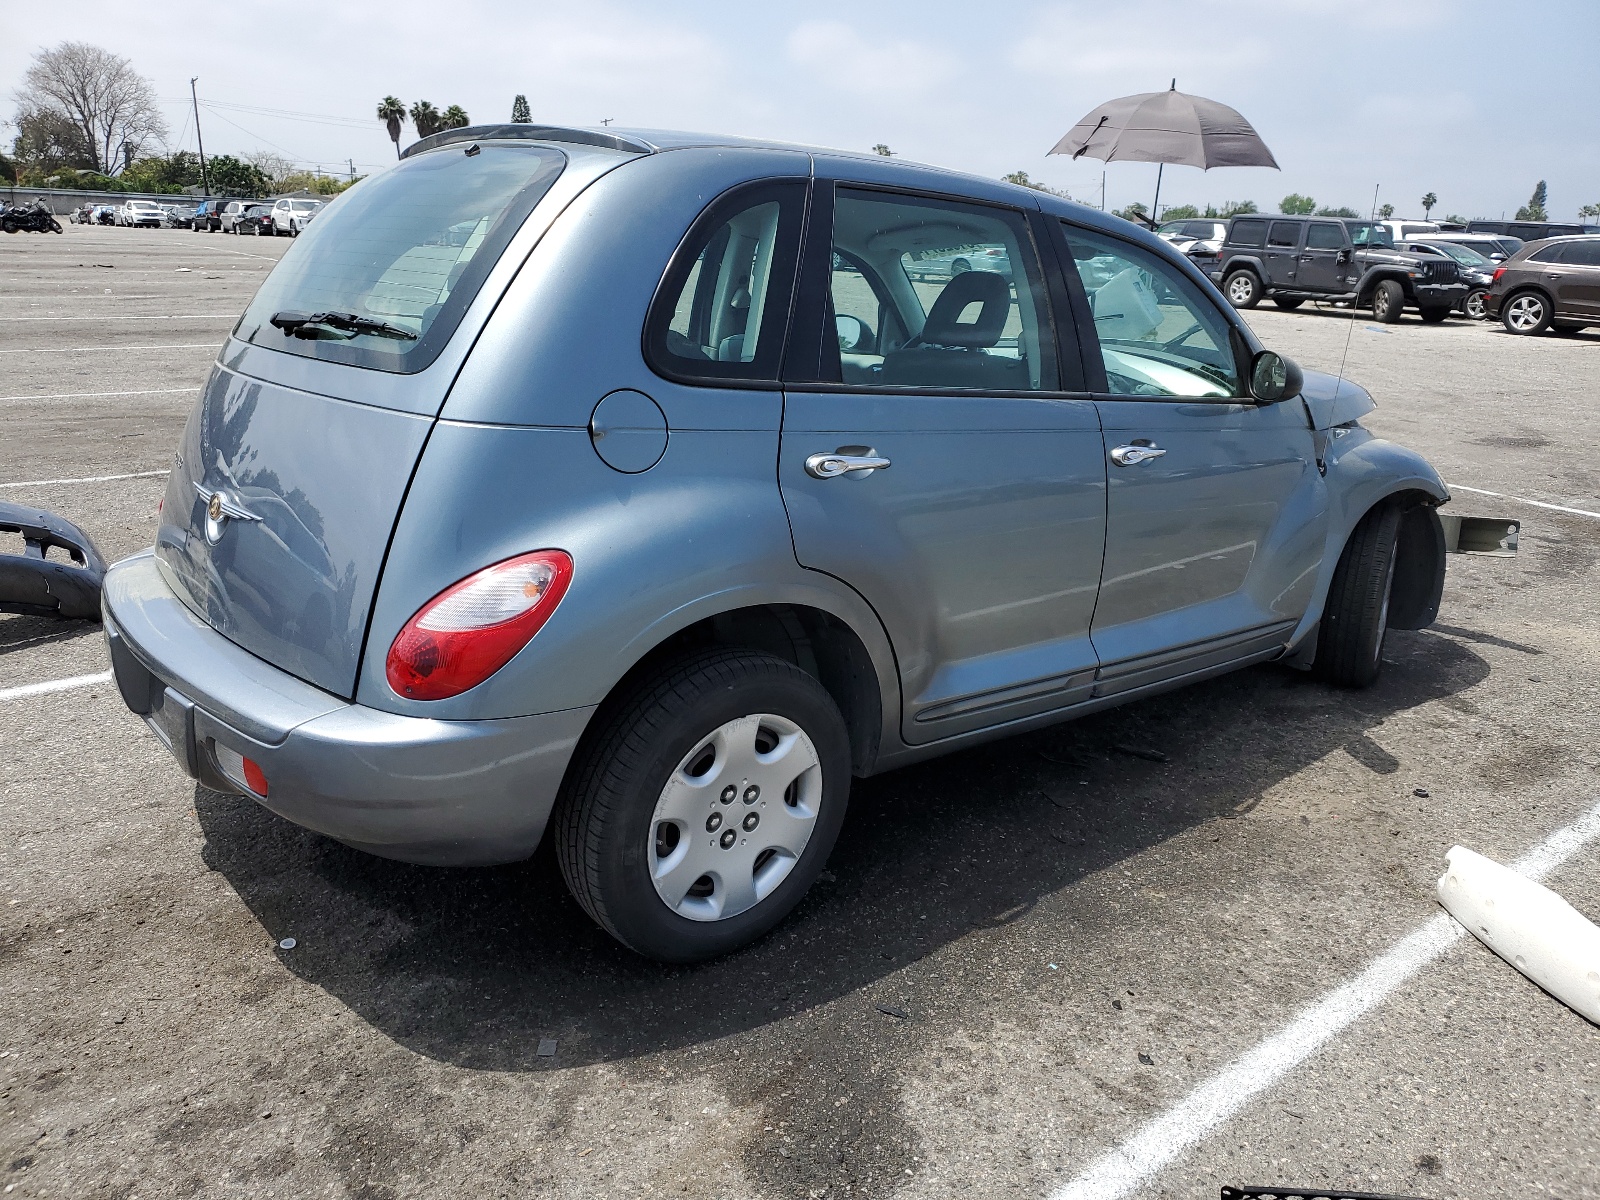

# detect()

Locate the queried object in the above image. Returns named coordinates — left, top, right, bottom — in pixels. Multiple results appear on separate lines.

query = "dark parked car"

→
left=1469, top=219, right=1596, bottom=242
left=1484, top=236, right=1600, bottom=334
left=1398, top=238, right=1498, bottom=319
left=192, top=199, right=232, bottom=232
left=235, top=204, right=276, bottom=235
left=102, top=123, right=1502, bottom=962
left=1214, top=216, right=1465, bottom=322
left=1423, top=232, right=1522, bottom=262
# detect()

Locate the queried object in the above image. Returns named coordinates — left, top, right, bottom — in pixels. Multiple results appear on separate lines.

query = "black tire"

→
left=1371, top=279, right=1404, bottom=323
left=1500, top=289, right=1551, bottom=335
left=1316, top=500, right=1402, bottom=688
left=555, top=649, right=852, bottom=963
left=1223, top=270, right=1262, bottom=309
left=1272, top=296, right=1305, bottom=310
left=1419, top=306, right=1450, bottom=324
left=49, top=218, right=63, bottom=233
left=1464, top=288, right=1489, bottom=320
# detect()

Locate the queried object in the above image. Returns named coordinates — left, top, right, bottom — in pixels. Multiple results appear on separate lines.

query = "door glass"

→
left=1306, top=223, right=1344, bottom=250
left=1227, top=219, right=1267, bottom=247
left=821, top=188, right=1058, bottom=391
left=1561, top=240, right=1600, bottom=266
left=1062, top=225, right=1243, bottom=399
left=1268, top=221, right=1300, bottom=247
left=649, top=181, right=806, bottom=382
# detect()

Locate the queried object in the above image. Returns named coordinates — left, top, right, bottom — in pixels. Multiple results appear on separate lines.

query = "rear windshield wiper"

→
left=269, top=310, right=417, bottom=341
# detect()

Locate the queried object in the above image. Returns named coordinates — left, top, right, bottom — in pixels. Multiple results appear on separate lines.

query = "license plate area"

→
left=146, top=686, right=198, bottom=777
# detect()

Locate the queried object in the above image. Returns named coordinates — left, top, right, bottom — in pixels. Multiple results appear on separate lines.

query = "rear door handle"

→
left=805, top=449, right=891, bottom=479
left=1110, top=444, right=1167, bottom=467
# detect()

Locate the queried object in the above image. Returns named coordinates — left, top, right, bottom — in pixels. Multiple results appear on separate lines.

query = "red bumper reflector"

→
left=243, top=757, right=269, bottom=797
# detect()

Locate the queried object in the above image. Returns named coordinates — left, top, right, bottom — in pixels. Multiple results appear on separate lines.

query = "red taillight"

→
left=1491, top=267, right=1506, bottom=285
left=386, top=550, right=573, bottom=701
left=242, top=757, right=269, bottom=796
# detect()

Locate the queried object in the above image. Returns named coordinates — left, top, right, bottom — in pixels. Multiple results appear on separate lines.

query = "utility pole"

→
left=347, top=159, right=354, bottom=182
left=190, top=78, right=211, bottom=197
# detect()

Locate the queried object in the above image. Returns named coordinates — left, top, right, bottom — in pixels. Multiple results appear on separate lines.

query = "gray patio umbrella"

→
left=1049, top=81, right=1278, bottom=224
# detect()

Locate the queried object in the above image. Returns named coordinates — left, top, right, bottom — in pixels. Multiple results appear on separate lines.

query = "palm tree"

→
left=377, top=96, right=407, bottom=159
left=410, top=100, right=441, bottom=140
left=442, top=105, right=470, bottom=130
left=1421, top=191, right=1437, bottom=218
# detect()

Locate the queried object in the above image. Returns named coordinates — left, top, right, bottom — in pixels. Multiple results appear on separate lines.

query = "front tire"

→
left=1371, top=279, right=1404, bottom=323
left=1224, top=270, right=1262, bottom=309
left=1464, top=288, right=1489, bottom=320
left=1501, top=290, right=1552, bottom=334
left=1316, top=500, right=1402, bottom=688
left=555, top=650, right=852, bottom=962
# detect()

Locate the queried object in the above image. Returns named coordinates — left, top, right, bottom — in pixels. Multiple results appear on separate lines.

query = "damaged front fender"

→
left=0, top=502, right=107, bottom=621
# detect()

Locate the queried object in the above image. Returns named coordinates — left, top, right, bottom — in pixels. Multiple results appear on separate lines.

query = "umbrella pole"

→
left=1151, top=162, right=1164, bottom=227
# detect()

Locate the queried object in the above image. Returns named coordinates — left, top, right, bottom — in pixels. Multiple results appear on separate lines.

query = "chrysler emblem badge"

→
left=194, top=481, right=262, bottom=545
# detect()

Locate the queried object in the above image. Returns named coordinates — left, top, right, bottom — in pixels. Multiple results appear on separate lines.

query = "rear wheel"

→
left=1224, top=270, right=1262, bottom=309
left=1501, top=290, right=1551, bottom=334
left=1371, top=279, right=1404, bottom=323
left=1464, top=288, right=1489, bottom=320
left=1272, top=296, right=1305, bottom=310
left=555, top=650, right=852, bottom=962
left=1419, top=306, right=1450, bottom=324
left=1316, top=500, right=1402, bottom=689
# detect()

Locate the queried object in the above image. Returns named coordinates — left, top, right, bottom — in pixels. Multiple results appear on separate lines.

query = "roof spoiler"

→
left=400, top=124, right=656, bottom=159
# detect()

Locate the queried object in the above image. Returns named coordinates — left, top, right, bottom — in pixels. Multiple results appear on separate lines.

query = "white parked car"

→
left=119, top=200, right=165, bottom=228
left=1376, top=218, right=1441, bottom=242
left=272, top=197, right=323, bottom=236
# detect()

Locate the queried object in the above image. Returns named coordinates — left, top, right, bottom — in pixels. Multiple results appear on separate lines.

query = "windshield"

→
left=1347, top=222, right=1395, bottom=249
left=236, top=143, right=565, bottom=374
left=1426, top=241, right=1492, bottom=267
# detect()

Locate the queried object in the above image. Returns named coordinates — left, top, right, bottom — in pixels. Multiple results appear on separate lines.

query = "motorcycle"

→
left=1, top=200, right=65, bottom=234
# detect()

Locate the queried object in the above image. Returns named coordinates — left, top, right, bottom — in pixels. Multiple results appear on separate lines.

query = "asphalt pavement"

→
left=2, top=225, right=1597, bottom=1200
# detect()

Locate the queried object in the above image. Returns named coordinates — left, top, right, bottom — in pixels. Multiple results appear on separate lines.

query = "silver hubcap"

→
left=1466, top=291, right=1487, bottom=320
left=648, top=713, right=823, bottom=922
left=1227, top=276, right=1252, bottom=303
left=1507, top=296, right=1543, bottom=331
left=1374, top=291, right=1391, bottom=318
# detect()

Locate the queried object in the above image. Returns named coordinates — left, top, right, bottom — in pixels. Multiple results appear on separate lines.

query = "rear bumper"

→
left=102, top=551, right=594, bottom=866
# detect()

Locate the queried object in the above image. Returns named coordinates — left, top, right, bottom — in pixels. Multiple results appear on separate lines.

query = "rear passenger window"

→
left=1527, top=244, right=1564, bottom=263
left=818, top=188, right=1057, bottom=392
left=1228, top=219, right=1266, bottom=247
left=1306, top=223, right=1345, bottom=250
left=1561, top=241, right=1600, bottom=266
left=647, top=180, right=805, bottom=383
left=1063, top=225, right=1242, bottom=400
left=1268, top=221, right=1301, bottom=248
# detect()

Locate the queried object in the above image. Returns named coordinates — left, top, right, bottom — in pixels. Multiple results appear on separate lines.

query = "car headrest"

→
left=918, top=270, right=1010, bottom=348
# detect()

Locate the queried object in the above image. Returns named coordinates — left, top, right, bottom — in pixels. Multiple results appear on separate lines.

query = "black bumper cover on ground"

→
left=0, top=501, right=107, bottom=620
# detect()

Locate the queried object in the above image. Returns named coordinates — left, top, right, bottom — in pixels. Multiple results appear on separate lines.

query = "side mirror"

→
left=1336, top=247, right=1352, bottom=264
left=835, top=314, right=870, bottom=353
left=1249, top=349, right=1304, bottom=403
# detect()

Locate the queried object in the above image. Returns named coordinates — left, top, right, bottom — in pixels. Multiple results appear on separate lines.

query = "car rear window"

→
left=235, top=143, right=565, bottom=374
left=1228, top=219, right=1267, bottom=247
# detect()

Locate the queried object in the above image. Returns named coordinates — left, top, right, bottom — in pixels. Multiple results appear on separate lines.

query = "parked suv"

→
left=271, top=197, right=322, bottom=236
left=1214, top=215, right=1466, bottom=322
left=103, top=124, right=1489, bottom=962
left=220, top=200, right=260, bottom=233
left=118, top=200, right=165, bottom=228
left=1485, top=236, right=1600, bottom=334
left=192, top=199, right=231, bottom=232
left=1468, top=219, right=1594, bottom=242
left=1398, top=238, right=1497, bottom=320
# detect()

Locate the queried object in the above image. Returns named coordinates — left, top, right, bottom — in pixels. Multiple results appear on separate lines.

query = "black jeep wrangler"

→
left=1212, top=216, right=1466, bottom=323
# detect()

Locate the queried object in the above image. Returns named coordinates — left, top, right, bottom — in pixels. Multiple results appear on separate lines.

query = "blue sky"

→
left=5, top=0, right=1598, bottom=220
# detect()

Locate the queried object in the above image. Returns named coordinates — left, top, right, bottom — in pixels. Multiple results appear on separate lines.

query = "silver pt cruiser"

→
left=105, top=124, right=1484, bottom=962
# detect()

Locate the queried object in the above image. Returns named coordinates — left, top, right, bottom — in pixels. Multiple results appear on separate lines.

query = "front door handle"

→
left=805, top=449, right=892, bottom=479
left=1110, top=443, right=1167, bottom=467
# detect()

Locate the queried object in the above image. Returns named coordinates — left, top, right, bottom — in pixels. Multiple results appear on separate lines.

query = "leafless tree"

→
left=243, top=150, right=296, bottom=191
left=14, top=42, right=167, bottom=175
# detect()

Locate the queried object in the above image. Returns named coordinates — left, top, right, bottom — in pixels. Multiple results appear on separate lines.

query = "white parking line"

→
left=0, top=315, right=233, bottom=322
left=0, top=344, right=218, bottom=354
left=0, top=671, right=114, bottom=703
left=1449, top=483, right=1600, bottom=521
left=1049, top=796, right=1600, bottom=1200
left=0, top=387, right=200, bottom=402
left=1, top=469, right=170, bottom=489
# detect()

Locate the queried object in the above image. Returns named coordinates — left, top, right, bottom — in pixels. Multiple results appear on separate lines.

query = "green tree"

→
left=1580, top=203, right=1600, bottom=222
left=1220, top=200, right=1258, bottom=217
left=1443, top=214, right=1467, bottom=225
left=441, top=105, right=470, bottom=130
left=1377, top=202, right=1395, bottom=219
left=410, top=100, right=442, bottom=139
left=1421, top=191, right=1437, bottom=218
left=511, top=94, right=531, bottom=123
left=16, top=42, right=166, bottom=174
left=1279, top=193, right=1317, bottom=215
left=871, top=143, right=892, bottom=156
left=1160, top=203, right=1200, bottom=220
left=377, top=96, right=407, bottom=159
left=0, top=151, right=14, bottom=184
left=119, top=150, right=203, bottom=193
left=207, top=154, right=271, bottom=197
left=1515, top=180, right=1548, bottom=221
left=1315, top=206, right=1360, bottom=218
left=1002, top=170, right=1068, bottom=198
left=1113, top=200, right=1150, bottom=225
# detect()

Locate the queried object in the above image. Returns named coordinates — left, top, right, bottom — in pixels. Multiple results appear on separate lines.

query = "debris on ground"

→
left=277, top=938, right=296, bottom=950
left=875, top=1004, right=909, bottom=1020
left=537, top=1038, right=558, bottom=1056
left=1112, top=743, right=1170, bottom=763
left=1414, top=788, right=1431, bottom=798
left=1137, top=1052, right=1154, bottom=1066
